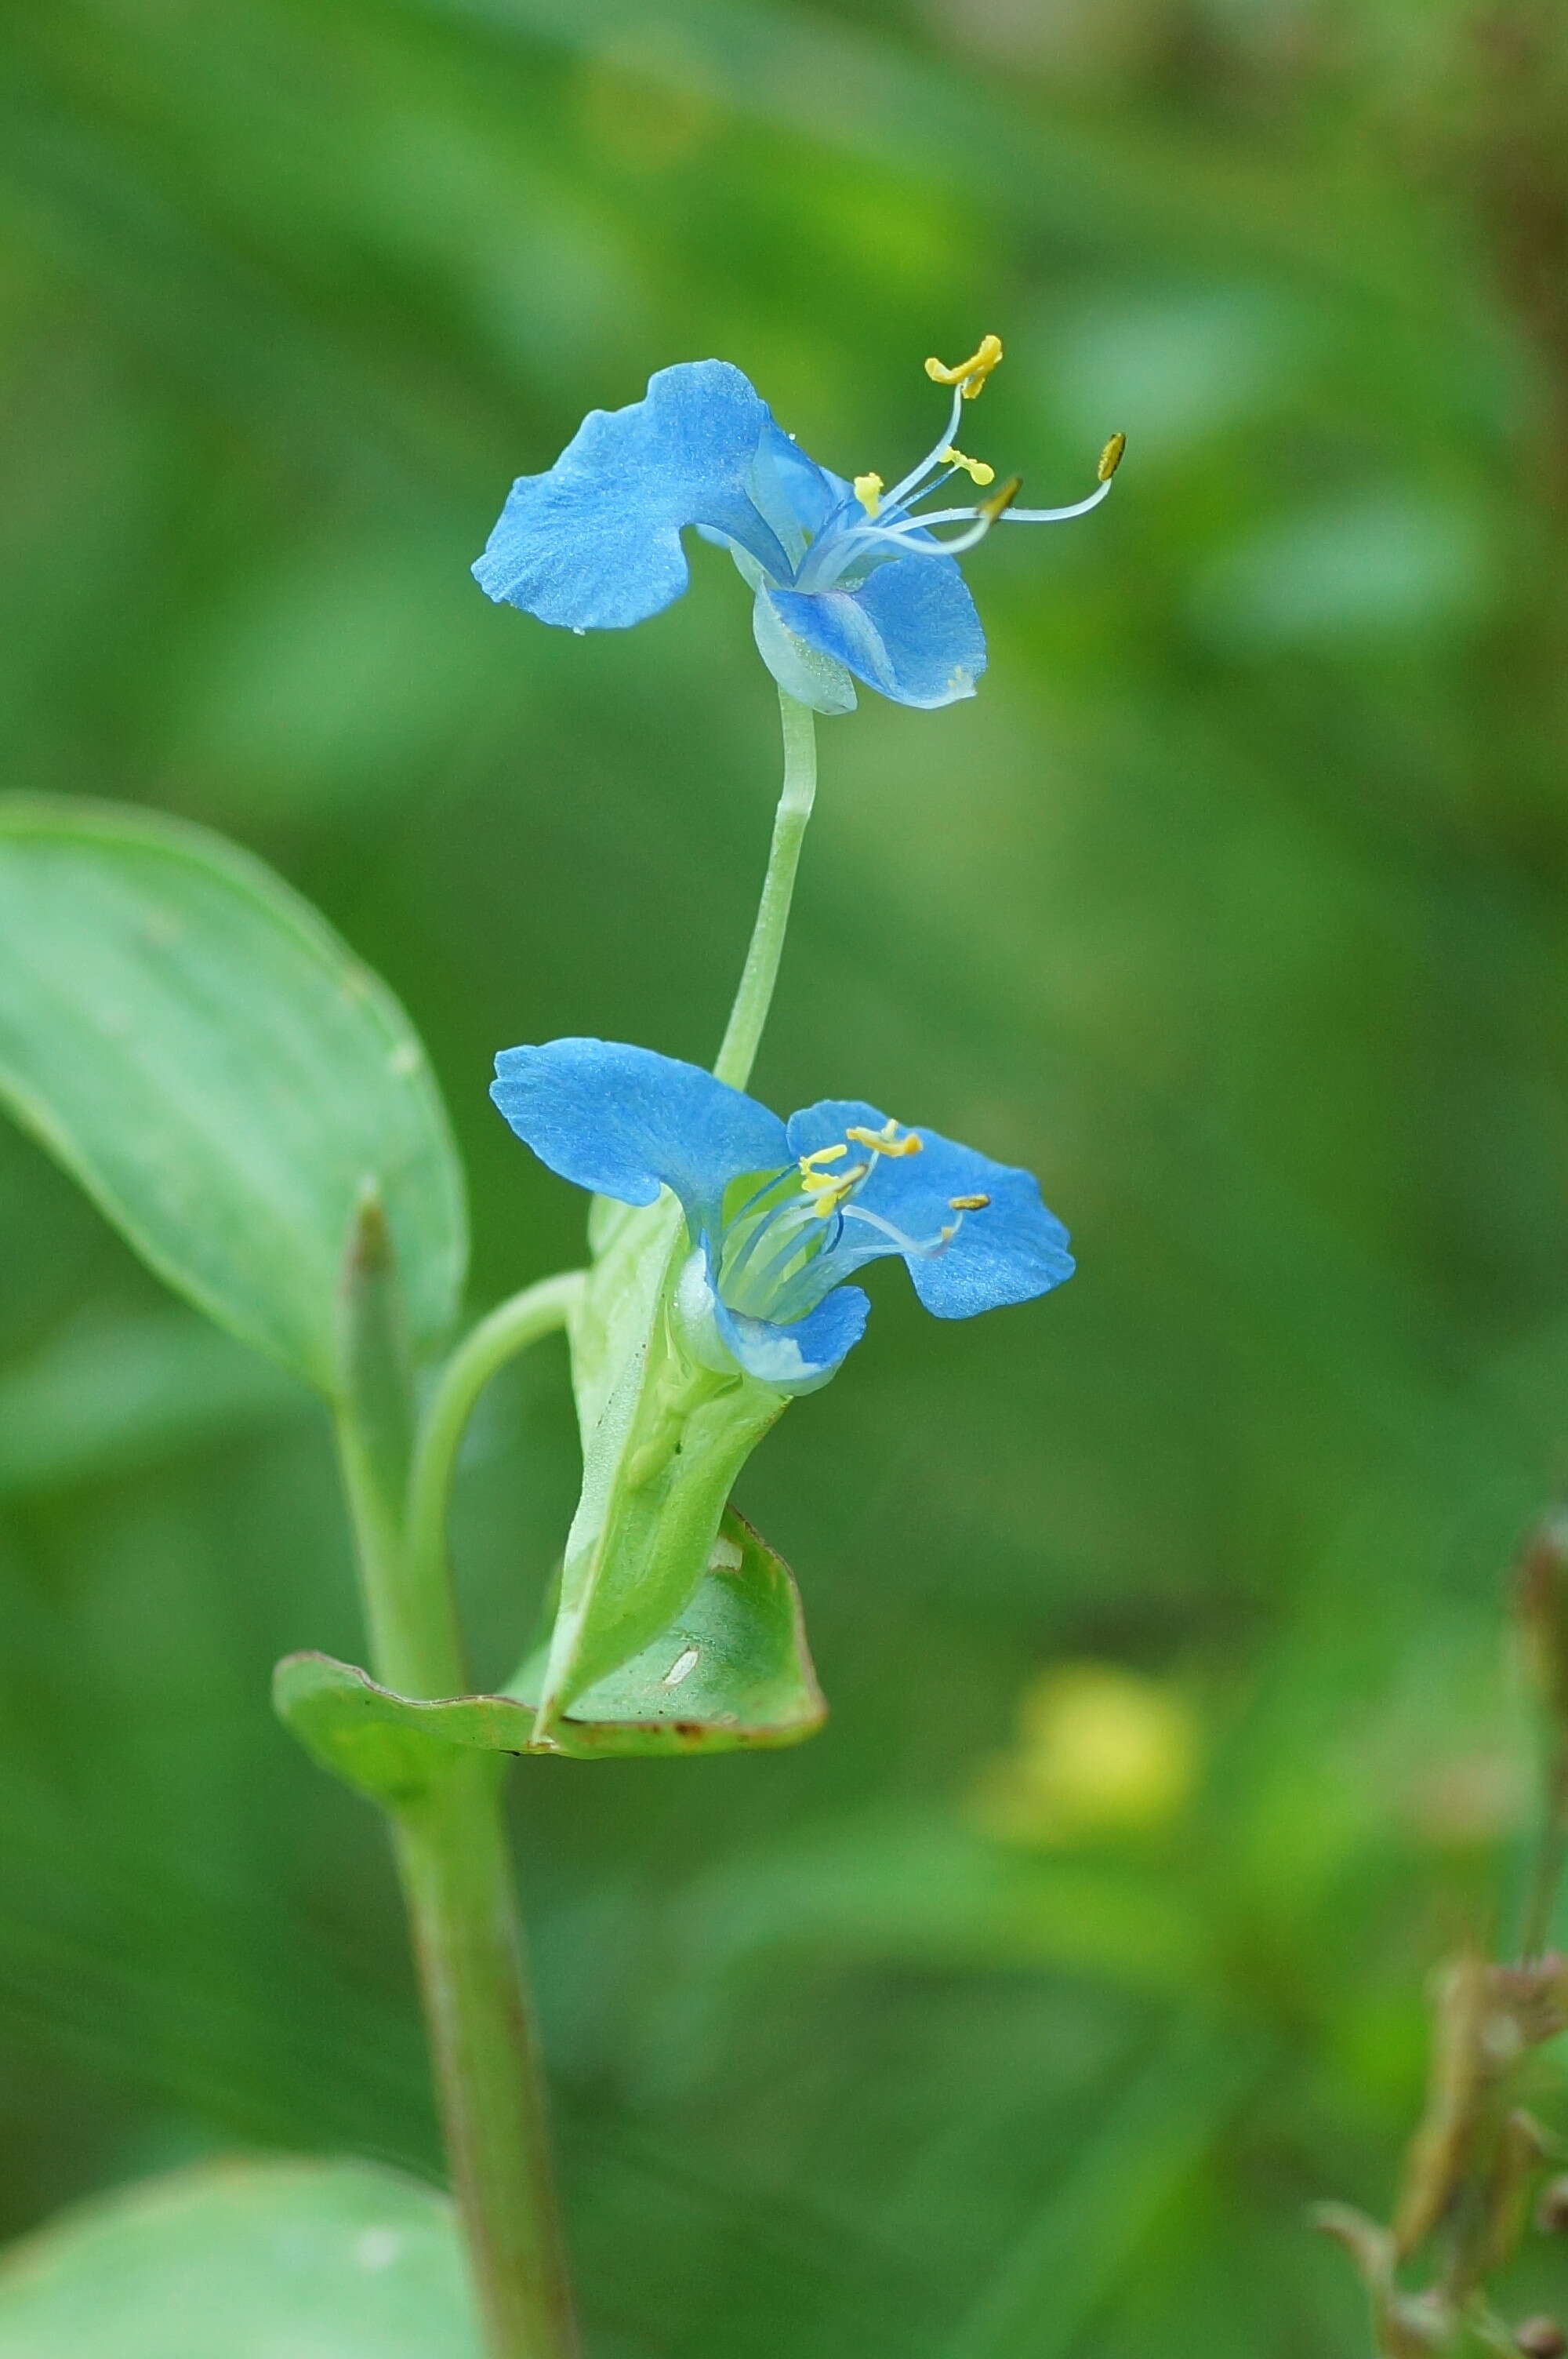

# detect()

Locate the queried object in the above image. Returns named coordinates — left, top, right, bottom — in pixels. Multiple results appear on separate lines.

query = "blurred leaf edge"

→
left=0, top=2153, right=476, bottom=2358
left=0, top=793, right=469, bottom=1393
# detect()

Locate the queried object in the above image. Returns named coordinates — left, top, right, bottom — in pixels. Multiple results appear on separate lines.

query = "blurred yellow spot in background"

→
left=971, top=1663, right=1200, bottom=1847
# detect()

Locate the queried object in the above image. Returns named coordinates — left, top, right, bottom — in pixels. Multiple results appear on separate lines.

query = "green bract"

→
left=532, top=1194, right=786, bottom=1739
left=276, top=1503, right=825, bottom=1777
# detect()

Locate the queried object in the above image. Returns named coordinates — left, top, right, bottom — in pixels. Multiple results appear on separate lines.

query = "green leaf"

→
left=0, top=2156, right=477, bottom=2358
left=275, top=1506, right=826, bottom=1784
left=0, top=798, right=466, bottom=1392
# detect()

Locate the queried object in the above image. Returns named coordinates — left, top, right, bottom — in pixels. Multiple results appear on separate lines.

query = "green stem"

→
left=713, top=687, right=818, bottom=1090
left=335, top=1223, right=581, bottom=2358
left=407, top=1270, right=585, bottom=1608
left=390, top=1759, right=578, bottom=2359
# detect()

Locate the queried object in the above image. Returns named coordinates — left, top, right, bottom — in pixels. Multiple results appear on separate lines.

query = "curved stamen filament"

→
left=804, top=395, right=1120, bottom=591
left=820, top=474, right=1109, bottom=576
left=879, top=380, right=967, bottom=513
left=724, top=1169, right=796, bottom=1232
left=720, top=1187, right=805, bottom=1292
left=796, top=464, right=973, bottom=590
left=724, top=1201, right=826, bottom=1314
left=887, top=474, right=1112, bottom=538
left=838, top=1202, right=958, bottom=1259
left=1000, top=478, right=1116, bottom=524
left=825, top=503, right=1010, bottom=569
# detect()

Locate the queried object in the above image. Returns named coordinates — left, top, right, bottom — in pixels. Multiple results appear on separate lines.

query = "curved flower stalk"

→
left=491, top=1040, right=1073, bottom=1741
left=474, top=336, right=1122, bottom=713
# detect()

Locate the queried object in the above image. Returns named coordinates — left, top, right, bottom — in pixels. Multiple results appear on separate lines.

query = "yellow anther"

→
left=853, top=471, right=884, bottom=518
left=924, top=333, right=1004, bottom=398
left=939, top=445, right=996, bottom=489
left=798, top=1143, right=849, bottom=1171
left=845, top=1119, right=923, bottom=1158
left=949, top=1193, right=990, bottom=1212
left=1097, top=431, right=1127, bottom=483
left=801, top=1160, right=866, bottom=1191
left=978, top=474, right=1022, bottom=521
left=800, top=1162, right=866, bottom=1216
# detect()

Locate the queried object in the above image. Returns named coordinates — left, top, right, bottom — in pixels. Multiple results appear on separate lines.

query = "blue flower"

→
left=473, top=340, right=1120, bottom=715
left=492, top=1038, right=1074, bottom=1392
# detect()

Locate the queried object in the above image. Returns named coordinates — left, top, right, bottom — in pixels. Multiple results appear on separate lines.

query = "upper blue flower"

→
left=473, top=339, right=1120, bottom=715
left=492, top=1038, right=1074, bottom=1392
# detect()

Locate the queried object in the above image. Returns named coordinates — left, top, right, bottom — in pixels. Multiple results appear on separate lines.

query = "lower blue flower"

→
left=492, top=1038, right=1074, bottom=1394
left=472, top=344, right=1117, bottom=714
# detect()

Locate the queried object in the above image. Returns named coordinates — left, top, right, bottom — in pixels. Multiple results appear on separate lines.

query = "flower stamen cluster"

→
left=788, top=343, right=1098, bottom=602
left=492, top=1041, right=1073, bottom=1394
left=714, top=1117, right=988, bottom=1322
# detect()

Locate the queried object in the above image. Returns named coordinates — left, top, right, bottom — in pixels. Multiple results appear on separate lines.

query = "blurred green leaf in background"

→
left=4, top=0, right=1568, bottom=2350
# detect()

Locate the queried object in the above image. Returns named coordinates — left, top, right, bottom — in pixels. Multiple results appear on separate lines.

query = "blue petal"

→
left=747, top=421, right=843, bottom=573
left=473, top=362, right=797, bottom=631
left=761, top=554, right=986, bottom=709
left=786, top=1100, right=1073, bottom=1318
left=675, top=1239, right=868, bottom=1392
left=492, top=1040, right=788, bottom=1231
left=710, top=1269, right=870, bottom=1394
left=751, top=591, right=858, bottom=715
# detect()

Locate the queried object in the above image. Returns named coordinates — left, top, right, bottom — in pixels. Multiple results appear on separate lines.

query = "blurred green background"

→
left=4, top=0, right=1568, bottom=2349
